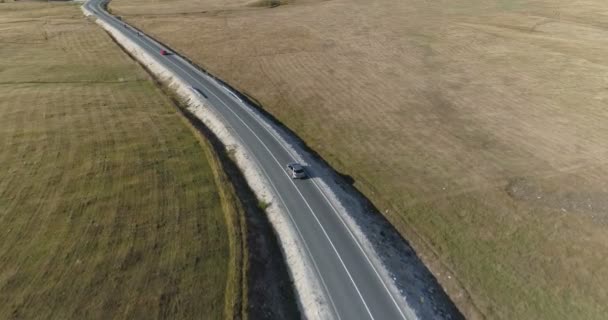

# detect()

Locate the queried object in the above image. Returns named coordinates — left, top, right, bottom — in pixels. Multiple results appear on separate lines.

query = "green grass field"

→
left=0, top=2, right=246, bottom=319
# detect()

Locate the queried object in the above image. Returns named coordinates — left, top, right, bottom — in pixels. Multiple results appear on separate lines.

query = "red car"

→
left=160, top=49, right=169, bottom=56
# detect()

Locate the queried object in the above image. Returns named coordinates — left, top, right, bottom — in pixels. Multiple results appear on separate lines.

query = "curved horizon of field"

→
left=0, top=2, right=247, bottom=319
left=109, top=0, right=608, bottom=318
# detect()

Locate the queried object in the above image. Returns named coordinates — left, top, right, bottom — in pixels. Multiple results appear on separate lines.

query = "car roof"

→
left=287, top=162, right=302, bottom=169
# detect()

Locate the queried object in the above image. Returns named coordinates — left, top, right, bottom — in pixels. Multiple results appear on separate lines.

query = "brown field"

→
left=109, top=0, right=608, bottom=319
left=0, top=2, right=247, bottom=319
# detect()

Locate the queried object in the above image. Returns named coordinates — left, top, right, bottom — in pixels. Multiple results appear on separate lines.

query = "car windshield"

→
left=294, top=168, right=304, bottom=173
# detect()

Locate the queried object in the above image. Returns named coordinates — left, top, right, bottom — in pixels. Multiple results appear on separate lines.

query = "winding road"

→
left=84, top=0, right=412, bottom=318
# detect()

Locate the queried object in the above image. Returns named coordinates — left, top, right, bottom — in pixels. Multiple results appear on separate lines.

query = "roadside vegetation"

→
left=110, top=0, right=608, bottom=318
left=0, top=2, right=246, bottom=319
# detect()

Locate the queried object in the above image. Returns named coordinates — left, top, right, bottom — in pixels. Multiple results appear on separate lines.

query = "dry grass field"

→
left=0, top=2, right=247, bottom=319
left=109, top=0, right=608, bottom=319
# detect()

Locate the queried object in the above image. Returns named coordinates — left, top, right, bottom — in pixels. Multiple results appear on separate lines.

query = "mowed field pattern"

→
left=110, top=0, right=608, bottom=319
left=0, top=2, right=245, bottom=319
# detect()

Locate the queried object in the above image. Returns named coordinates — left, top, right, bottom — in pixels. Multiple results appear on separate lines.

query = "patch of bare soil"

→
left=246, top=0, right=287, bottom=8
left=506, top=175, right=608, bottom=218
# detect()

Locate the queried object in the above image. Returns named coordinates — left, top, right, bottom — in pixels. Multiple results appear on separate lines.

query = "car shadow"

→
left=300, top=166, right=354, bottom=185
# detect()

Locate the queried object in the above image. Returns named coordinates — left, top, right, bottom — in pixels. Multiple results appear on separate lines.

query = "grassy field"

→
left=0, top=2, right=247, bottom=319
left=109, top=0, right=608, bottom=318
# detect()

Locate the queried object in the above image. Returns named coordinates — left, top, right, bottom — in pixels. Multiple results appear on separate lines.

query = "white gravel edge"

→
left=82, top=5, right=333, bottom=320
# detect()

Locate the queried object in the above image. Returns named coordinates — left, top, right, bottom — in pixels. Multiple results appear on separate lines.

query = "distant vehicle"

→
left=286, top=162, right=306, bottom=179
left=160, top=49, right=169, bottom=56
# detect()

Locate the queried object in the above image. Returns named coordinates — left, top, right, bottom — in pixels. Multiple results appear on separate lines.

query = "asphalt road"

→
left=84, top=1, right=411, bottom=318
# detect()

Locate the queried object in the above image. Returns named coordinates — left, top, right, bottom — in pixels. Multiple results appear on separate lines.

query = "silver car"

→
left=286, top=162, right=306, bottom=179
